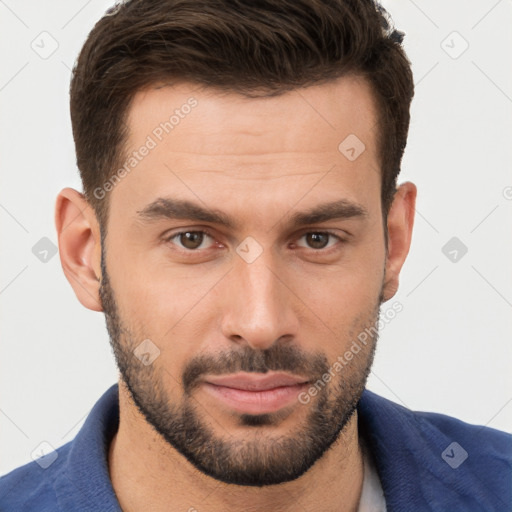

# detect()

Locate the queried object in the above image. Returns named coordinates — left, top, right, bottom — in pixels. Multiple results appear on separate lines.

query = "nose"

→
left=220, top=248, right=299, bottom=351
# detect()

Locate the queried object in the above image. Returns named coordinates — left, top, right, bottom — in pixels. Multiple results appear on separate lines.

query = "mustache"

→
left=182, top=343, right=329, bottom=393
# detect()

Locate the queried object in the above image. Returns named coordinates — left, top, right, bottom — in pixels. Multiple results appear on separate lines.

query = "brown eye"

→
left=165, top=230, right=215, bottom=251
left=296, top=232, right=341, bottom=251
left=179, top=232, right=205, bottom=250
left=305, top=233, right=330, bottom=249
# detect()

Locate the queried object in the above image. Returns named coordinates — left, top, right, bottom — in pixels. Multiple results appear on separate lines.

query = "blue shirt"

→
left=1, top=384, right=510, bottom=511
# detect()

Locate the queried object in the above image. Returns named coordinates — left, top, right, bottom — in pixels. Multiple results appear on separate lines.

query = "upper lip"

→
left=203, top=372, right=310, bottom=391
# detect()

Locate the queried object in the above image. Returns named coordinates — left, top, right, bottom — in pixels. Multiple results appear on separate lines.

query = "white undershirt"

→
left=357, top=440, right=387, bottom=512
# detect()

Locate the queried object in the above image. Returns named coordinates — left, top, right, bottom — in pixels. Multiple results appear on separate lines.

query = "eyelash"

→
left=163, top=228, right=345, bottom=254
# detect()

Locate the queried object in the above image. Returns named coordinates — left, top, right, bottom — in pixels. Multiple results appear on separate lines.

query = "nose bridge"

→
left=220, top=242, right=298, bottom=350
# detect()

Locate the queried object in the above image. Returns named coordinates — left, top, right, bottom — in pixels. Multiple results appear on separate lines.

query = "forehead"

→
left=109, top=76, right=381, bottom=223
left=125, top=75, right=379, bottom=156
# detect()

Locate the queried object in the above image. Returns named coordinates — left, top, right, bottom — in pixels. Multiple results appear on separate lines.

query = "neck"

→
left=108, top=381, right=365, bottom=512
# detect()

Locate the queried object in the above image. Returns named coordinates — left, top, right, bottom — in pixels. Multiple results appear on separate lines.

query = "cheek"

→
left=290, top=249, right=384, bottom=357
left=105, top=249, right=221, bottom=366
left=105, top=235, right=192, bottom=319
left=296, top=251, right=384, bottom=321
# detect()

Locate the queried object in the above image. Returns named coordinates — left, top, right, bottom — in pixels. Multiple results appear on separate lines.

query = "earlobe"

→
left=55, top=188, right=104, bottom=312
left=381, top=182, right=417, bottom=302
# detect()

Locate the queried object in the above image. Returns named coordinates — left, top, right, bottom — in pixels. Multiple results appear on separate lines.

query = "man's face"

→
left=99, top=75, right=387, bottom=486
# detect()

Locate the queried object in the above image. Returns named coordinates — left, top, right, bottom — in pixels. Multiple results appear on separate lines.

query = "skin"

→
left=55, top=74, right=416, bottom=512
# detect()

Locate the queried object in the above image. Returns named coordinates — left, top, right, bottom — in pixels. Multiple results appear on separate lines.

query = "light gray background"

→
left=1, top=0, right=511, bottom=476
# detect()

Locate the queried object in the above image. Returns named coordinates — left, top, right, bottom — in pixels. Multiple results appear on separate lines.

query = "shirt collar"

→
left=53, top=384, right=492, bottom=511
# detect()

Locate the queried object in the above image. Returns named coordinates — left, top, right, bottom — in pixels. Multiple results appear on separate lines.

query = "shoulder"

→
left=361, top=389, right=511, bottom=454
left=358, top=389, right=512, bottom=510
left=0, top=442, right=72, bottom=511
left=0, top=384, right=120, bottom=511
left=414, top=406, right=512, bottom=455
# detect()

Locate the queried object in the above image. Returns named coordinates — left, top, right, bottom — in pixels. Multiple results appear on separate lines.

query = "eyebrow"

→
left=136, top=196, right=368, bottom=231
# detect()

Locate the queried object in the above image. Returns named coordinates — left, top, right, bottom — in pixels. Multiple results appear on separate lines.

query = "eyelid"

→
left=292, top=230, right=346, bottom=252
left=162, top=227, right=218, bottom=247
left=163, top=227, right=348, bottom=253
left=294, top=227, right=350, bottom=240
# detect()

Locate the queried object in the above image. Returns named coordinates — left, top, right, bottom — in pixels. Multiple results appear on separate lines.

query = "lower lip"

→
left=201, top=382, right=309, bottom=415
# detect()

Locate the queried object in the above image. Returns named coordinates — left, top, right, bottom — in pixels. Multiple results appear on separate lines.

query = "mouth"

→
left=200, top=372, right=310, bottom=415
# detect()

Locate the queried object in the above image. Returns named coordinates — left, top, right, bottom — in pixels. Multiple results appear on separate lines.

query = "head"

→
left=56, top=0, right=416, bottom=487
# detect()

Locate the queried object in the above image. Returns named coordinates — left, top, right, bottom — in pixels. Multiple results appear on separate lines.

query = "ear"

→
left=381, top=181, right=417, bottom=302
left=55, top=188, right=103, bottom=312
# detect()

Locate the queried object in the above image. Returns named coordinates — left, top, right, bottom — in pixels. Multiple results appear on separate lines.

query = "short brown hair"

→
left=70, top=0, right=414, bottom=232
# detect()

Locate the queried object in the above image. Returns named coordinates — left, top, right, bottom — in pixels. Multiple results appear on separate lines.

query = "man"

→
left=0, top=0, right=510, bottom=510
